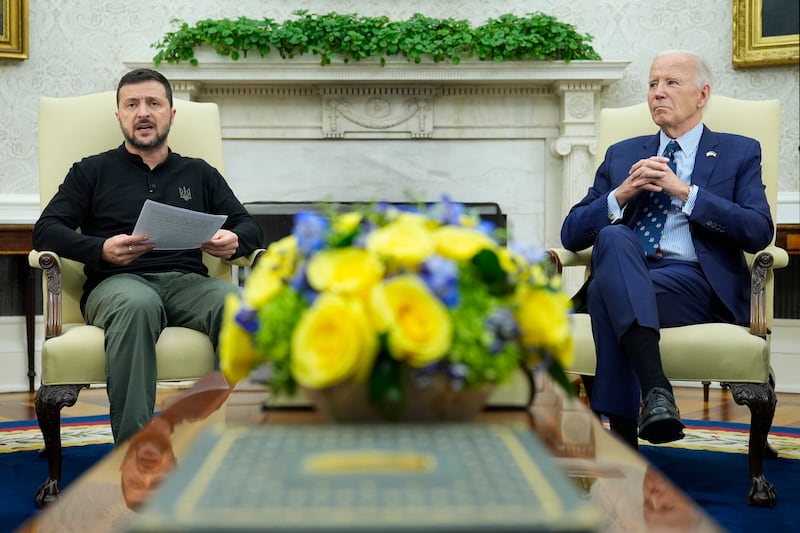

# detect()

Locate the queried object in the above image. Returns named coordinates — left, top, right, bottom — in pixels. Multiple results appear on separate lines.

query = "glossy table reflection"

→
left=17, top=374, right=726, bottom=533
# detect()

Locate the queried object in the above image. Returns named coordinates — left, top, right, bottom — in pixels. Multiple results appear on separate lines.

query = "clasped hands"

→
left=102, top=229, right=239, bottom=265
left=615, top=155, right=689, bottom=208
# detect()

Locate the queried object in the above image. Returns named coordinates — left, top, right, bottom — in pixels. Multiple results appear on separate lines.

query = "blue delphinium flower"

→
left=419, top=255, right=460, bottom=307
left=447, top=362, right=469, bottom=390
left=476, top=218, right=497, bottom=237
left=290, top=261, right=319, bottom=305
left=485, top=308, right=520, bottom=354
left=293, top=211, right=329, bottom=257
left=235, top=306, right=260, bottom=334
left=508, top=242, right=547, bottom=265
left=437, top=195, right=466, bottom=226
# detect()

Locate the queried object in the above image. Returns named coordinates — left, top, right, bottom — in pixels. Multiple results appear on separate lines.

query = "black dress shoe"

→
left=638, top=387, right=685, bottom=444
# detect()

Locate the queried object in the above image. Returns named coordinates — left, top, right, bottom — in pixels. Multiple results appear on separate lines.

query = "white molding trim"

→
left=0, top=194, right=40, bottom=224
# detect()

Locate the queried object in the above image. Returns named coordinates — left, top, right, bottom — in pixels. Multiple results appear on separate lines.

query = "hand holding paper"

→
left=132, top=200, right=227, bottom=250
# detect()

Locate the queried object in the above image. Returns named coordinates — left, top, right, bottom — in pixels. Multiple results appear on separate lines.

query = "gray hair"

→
left=655, top=50, right=713, bottom=89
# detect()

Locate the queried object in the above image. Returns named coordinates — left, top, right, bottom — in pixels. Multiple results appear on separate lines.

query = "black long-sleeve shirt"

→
left=33, top=144, right=263, bottom=309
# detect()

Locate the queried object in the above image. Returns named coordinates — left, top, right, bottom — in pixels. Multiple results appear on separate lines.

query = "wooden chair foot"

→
left=747, top=474, right=777, bottom=508
left=33, top=383, right=88, bottom=508
left=728, top=381, right=778, bottom=507
left=34, top=478, right=60, bottom=508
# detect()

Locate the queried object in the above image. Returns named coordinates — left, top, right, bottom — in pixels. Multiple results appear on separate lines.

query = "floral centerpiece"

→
left=219, top=197, right=574, bottom=420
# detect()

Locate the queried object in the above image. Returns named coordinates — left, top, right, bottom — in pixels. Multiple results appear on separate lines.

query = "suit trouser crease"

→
left=586, top=225, right=715, bottom=420
left=85, top=272, right=238, bottom=443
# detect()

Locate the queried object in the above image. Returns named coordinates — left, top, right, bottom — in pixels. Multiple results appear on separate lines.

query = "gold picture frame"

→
left=0, top=0, right=28, bottom=59
left=733, top=0, right=799, bottom=67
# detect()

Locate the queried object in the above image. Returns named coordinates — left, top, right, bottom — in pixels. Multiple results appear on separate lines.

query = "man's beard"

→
left=122, top=123, right=170, bottom=150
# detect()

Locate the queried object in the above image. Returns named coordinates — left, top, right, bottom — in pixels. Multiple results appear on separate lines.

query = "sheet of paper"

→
left=132, top=199, right=227, bottom=250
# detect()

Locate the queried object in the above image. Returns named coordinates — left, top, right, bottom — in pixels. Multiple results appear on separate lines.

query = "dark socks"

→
left=607, top=414, right=639, bottom=449
left=621, top=324, right=671, bottom=397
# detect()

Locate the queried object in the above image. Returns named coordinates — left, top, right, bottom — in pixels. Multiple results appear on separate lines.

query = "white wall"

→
left=0, top=0, right=797, bottom=392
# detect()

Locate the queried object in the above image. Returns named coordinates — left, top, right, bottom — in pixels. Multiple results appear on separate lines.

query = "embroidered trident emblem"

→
left=178, top=186, right=192, bottom=202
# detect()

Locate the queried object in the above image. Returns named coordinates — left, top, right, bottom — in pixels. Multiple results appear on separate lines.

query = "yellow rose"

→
left=219, top=294, right=261, bottom=385
left=306, top=248, right=385, bottom=300
left=259, top=235, right=299, bottom=279
left=291, top=293, right=378, bottom=389
left=243, top=268, right=285, bottom=309
left=514, top=286, right=574, bottom=369
left=433, top=225, right=495, bottom=261
left=366, top=215, right=436, bottom=269
left=369, top=275, right=453, bottom=367
left=458, top=213, right=481, bottom=228
left=333, top=211, right=363, bottom=234
left=243, top=236, right=298, bottom=308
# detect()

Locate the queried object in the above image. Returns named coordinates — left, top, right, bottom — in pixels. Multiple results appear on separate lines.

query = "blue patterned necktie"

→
left=635, top=140, right=681, bottom=257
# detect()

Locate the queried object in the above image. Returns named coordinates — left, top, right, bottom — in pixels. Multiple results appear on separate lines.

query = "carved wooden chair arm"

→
left=749, top=245, right=789, bottom=337
left=28, top=250, right=64, bottom=340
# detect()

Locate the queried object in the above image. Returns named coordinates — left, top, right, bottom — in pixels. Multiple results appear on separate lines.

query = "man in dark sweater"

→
left=33, top=69, right=263, bottom=443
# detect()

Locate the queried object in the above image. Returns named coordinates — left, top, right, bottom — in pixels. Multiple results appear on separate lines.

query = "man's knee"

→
left=595, top=224, right=634, bottom=248
left=108, top=290, right=164, bottom=323
left=592, top=225, right=644, bottom=267
left=88, top=276, right=164, bottom=328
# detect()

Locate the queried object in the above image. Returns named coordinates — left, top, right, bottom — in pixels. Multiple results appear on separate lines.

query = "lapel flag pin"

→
left=706, top=150, right=717, bottom=157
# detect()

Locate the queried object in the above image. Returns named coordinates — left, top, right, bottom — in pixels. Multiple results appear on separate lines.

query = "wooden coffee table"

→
left=16, top=375, right=725, bottom=533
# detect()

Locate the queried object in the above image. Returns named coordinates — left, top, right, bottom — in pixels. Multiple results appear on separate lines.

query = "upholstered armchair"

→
left=30, top=91, right=260, bottom=507
left=549, top=95, right=789, bottom=507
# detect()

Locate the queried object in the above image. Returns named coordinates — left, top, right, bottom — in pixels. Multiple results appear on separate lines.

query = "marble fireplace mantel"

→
left=125, top=55, right=630, bottom=248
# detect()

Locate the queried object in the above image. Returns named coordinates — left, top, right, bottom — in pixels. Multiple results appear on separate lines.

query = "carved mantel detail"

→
left=321, top=87, right=435, bottom=139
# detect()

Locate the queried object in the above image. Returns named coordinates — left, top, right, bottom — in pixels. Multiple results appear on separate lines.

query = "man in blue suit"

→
left=560, top=50, right=774, bottom=448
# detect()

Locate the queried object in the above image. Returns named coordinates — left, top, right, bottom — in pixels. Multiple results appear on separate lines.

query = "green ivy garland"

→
left=152, top=10, right=601, bottom=67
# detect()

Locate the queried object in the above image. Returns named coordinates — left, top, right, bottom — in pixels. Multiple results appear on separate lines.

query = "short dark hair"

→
left=116, top=68, right=173, bottom=108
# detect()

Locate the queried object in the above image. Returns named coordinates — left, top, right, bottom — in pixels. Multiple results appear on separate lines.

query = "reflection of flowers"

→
left=220, top=197, right=575, bottom=408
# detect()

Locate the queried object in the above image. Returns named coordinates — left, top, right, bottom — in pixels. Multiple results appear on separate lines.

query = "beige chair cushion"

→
left=568, top=314, right=769, bottom=383
left=41, top=324, right=215, bottom=385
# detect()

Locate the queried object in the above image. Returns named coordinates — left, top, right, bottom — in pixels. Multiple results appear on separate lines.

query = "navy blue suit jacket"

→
left=561, top=126, right=774, bottom=325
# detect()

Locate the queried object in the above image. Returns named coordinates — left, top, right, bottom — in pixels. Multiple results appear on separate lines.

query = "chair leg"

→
left=33, top=384, right=88, bottom=508
left=726, top=381, right=778, bottom=508
left=702, top=381, right=710, bottom=402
